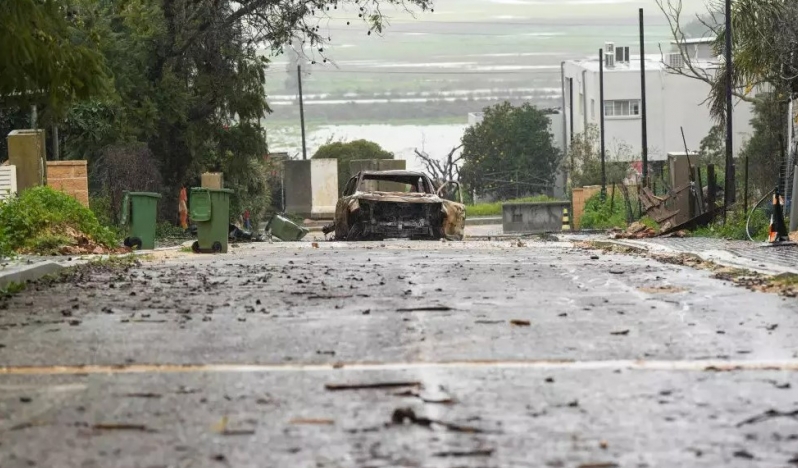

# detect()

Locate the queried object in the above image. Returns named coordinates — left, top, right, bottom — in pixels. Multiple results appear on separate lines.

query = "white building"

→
left=561, top=38, right=755, bottom=163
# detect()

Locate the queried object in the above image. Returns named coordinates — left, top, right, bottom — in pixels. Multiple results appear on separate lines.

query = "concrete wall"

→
left=563, top=57, right=754, bottom=162
left=46, top=161, right=89, bottom=206
left=0, top=165, right=17, bottom=201
left=7, top=129, right=46, bottom=191
left=284, top=160, right=312, bottom=217
left=502, top=201, right=571, bottom=234
left=310, top=159, right=338, bottom=219
left=285, top=159, right=338, bottom=219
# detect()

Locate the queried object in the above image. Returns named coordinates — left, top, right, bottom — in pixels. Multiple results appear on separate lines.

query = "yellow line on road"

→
left=1, top=359, right=798, bottom=376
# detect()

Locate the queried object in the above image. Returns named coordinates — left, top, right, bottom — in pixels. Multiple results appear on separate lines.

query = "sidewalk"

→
left=562, top=233, right=798, bottom=276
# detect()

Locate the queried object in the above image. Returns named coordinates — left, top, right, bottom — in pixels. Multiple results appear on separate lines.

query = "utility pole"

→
left=599, top=48, right=607, bottom=199
left=298, top=65, right=307, bottom=160
left=723, top=0, right=734, bottom=214
left=52, top=125, right=60, bottom=160
left=569, top=78, right=574, bottom=142
left=639, top=8, right=649, bottom=188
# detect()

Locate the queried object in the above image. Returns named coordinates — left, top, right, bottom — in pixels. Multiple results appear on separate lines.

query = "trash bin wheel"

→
left=124, top=237, right=143, bottom=250
left=191, top=241, right=200, bottom=253
left=212, top=241, right=223, bottom=253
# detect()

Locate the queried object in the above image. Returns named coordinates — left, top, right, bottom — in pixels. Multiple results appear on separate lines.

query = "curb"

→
left=604, top=239, right=798, bottom=276
left=0, top=262, right=64, bottom=289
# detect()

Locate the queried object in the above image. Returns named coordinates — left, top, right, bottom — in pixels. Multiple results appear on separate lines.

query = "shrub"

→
left=580, top=193, right=627, bottom=230
left=0, top=187, right=118, bottom=256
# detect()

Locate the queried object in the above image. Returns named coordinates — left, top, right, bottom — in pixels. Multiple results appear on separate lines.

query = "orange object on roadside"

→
left=178, top=187, right=188, bottom=229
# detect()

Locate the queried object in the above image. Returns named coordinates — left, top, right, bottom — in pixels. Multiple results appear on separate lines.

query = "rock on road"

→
left=1, top=239, right=798, bottom=468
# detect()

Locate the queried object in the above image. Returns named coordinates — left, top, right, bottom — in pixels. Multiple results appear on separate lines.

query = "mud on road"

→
left=1, top=240, right=798, bottom=467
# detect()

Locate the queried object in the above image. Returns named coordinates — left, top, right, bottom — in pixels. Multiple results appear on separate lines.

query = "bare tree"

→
left=414, top=145, right=464, bottom=186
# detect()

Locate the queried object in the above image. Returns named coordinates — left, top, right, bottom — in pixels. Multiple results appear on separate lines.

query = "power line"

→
left=263, top=69, right=562, bottom=76
left=316, top=27, right=661, bottom=38
left=315, top=17, right=669, bottom=27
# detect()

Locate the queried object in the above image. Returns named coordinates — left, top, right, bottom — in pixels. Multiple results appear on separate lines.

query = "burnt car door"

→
left=335, top=175, right=360, bottom=239
left=436, top=181, right=466, bottom=240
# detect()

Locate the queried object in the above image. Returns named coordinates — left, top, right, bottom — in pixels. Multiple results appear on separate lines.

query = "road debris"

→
left=122, top=392, right=161, bottom=398
left=396, top=306, right=453, bottom=312
left=737, top=409, right=798, bottom=427
left=289, top=418, right=335, bottom=425
left=610, top=330, right=630, bottom=336
left=394, top=386, right=455, bottom=404
left=390, top=407, right=488, bottom=433
left=92, top=423, right=155, bottom=432
left=325, top=381, right=421, bottom=391
left=638, top=286, right=688, bottom=294
left=510, top=319, right=531, bottom=327
left=433, top=449, right=494, bottom=458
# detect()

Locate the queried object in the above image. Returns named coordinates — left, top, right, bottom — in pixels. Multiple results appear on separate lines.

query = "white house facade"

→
left=561, top=38, right=755, bottom=163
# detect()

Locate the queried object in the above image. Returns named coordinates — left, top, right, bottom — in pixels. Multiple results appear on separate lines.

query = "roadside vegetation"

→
left=0, top=187, right=118, bottom=257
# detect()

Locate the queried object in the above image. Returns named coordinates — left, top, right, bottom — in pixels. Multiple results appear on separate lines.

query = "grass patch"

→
left=0, top=187, right=119, bottom=257
left=691, top=208, right=769, bottom=241
left=466, top=196, right=558, bottom=217
left=0, top=281, right=26, bottom=299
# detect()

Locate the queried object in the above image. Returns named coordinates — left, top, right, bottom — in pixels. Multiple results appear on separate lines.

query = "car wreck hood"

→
left=350, top=191, right=443, bottom=204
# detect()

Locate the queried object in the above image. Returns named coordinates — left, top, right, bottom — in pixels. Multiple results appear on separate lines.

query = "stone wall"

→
left=502, top=201, right=571, bottom=234
left=46, top=161, right=89, bottom=206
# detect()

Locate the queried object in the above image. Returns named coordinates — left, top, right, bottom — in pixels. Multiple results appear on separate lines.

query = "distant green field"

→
left=467, top=196, right=558, bottom=217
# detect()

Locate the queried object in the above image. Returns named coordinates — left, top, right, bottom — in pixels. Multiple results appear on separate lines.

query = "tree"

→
left=739, top=93, right=788, bottom=200
left=414, top=145, right=463, bottom=186
left=0, top=0, right=108, bottom=117
left=312, top=139, right=394, bottom=194
left=656, top=0, right=794, bottom=122
left=50, top=0, right=429, bottom=222
left=459, top=102, right=561, bottom=199
left=698, top=124, right=726, bottom=168
left=566, top=124, right=630, bottom=189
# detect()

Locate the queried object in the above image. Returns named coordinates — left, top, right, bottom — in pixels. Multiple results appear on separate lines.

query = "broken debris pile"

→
left=55, top=227, right=130, bottom=255
left=610, top=221, right=687, bottom=240
left=610, top=222, right=657, bottom=239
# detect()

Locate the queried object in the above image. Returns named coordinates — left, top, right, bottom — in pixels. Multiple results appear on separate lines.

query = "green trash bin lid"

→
left=127, top=192, right=162, bottom=198
left=190, top=188, right=212, bottom=222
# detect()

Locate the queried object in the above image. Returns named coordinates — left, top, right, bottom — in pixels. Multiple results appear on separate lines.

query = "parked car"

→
left=327, top=170, right=465, bottom=241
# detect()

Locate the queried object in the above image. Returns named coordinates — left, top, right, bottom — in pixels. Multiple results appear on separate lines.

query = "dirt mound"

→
left=56, top=227, right=129, bottom=255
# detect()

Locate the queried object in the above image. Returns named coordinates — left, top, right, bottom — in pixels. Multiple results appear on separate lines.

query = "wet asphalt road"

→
left=1, top=239, right=798, bottom=467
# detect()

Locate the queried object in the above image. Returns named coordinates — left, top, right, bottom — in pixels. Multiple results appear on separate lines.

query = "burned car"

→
left=327, top=170, right=465, bottom=241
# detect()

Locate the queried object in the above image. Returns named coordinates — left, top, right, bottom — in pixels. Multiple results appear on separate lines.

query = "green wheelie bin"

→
left=265, top=214, right=309, bottom=241
left=190, top=187, right=234, bottom=253
left=121, top=192, right=161, bottom=250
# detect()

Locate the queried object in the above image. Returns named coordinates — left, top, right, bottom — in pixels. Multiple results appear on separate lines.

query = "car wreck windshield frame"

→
left=357, top=174, right=435, bottom=194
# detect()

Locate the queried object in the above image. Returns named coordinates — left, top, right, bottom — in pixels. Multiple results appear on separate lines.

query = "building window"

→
left=591, top=99, right=595, bottom=119
left=579, top=94, right=584, bottom=115
left=604, top=100, right=641, bottom=117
